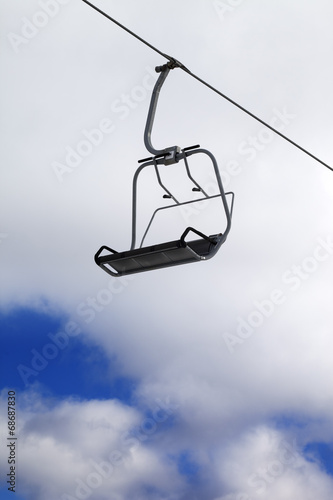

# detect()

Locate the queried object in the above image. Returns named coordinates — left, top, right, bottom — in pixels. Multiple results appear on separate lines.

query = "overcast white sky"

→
left=1, top=1, right=333, bottom=499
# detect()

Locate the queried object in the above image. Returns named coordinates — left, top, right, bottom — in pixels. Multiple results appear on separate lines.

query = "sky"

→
left=1, top=0, right=333, bottom=499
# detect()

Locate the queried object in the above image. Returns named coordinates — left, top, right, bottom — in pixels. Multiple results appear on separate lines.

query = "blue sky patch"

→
left=0, top=489, right=27, bottom=500
left=304, top=442, right=333, bottom=476
left=177, top=450, right=201, bottom=482
left=0, top=307, right=136, bottom=403
left=271, top=414, right=309, bottom=430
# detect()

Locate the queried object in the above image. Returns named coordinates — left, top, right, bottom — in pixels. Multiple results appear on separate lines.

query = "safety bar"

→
left=130, top=148, right=233, bottom=250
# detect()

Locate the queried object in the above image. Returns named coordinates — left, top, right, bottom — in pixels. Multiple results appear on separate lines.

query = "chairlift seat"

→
left=94, top=62, right=234, bottom=278
left=95, top=229, right=225, bottom=277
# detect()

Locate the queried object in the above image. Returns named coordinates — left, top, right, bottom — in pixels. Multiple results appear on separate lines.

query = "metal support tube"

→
left=130, top=159, right=155, bottom=250
left=144, top=66, right=179, bottom=161
left=144, top=67, right=170, bottom=156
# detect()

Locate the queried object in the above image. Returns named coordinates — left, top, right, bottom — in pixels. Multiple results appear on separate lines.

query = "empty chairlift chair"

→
left=95, top=62, right=234, bottom=277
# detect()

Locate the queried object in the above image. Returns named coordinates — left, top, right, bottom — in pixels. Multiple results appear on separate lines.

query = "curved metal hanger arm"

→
left=144, top=63, right=180, bottom=163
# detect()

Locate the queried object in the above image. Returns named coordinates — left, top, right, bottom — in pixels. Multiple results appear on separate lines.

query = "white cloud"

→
left=2, top=389, right=333, bottom=499
left=214, top=426, right=333, bottom=500
left=0, top=389, right=183, bottom=500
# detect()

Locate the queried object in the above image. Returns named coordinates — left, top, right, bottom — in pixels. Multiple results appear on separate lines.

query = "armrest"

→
left=180, top=227, right=218, bottom=247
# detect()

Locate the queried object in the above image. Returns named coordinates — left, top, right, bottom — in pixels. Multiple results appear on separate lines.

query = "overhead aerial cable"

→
left=81, top=0, right=332, bottom=173
left=81, top=1, right=331, bottom=277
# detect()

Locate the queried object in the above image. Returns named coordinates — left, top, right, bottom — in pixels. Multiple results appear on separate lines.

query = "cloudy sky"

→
left=1, top=1, right=333, bottom=499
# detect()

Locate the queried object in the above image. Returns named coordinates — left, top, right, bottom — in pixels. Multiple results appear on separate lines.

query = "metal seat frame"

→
left=95, top=62, right=234, bottom=277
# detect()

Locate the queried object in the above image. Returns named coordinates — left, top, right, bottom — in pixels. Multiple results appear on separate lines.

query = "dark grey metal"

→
left=95, top=234, right=225, bottom=277
left=144, top=65, right=180, bottom=164
left=183, top=152, right=209, bottom=197
left=130, top=148, right=233, bottom=251
left=94, top=64, right=234, bottom=277
left=153, top=160, right=179, bottom=204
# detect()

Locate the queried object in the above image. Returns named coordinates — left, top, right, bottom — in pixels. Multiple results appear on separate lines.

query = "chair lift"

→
left=94, top=61, right=234, bottom=277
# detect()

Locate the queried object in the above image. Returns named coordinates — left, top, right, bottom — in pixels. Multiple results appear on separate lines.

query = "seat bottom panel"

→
left=96, top=235, right=223, bottom=276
